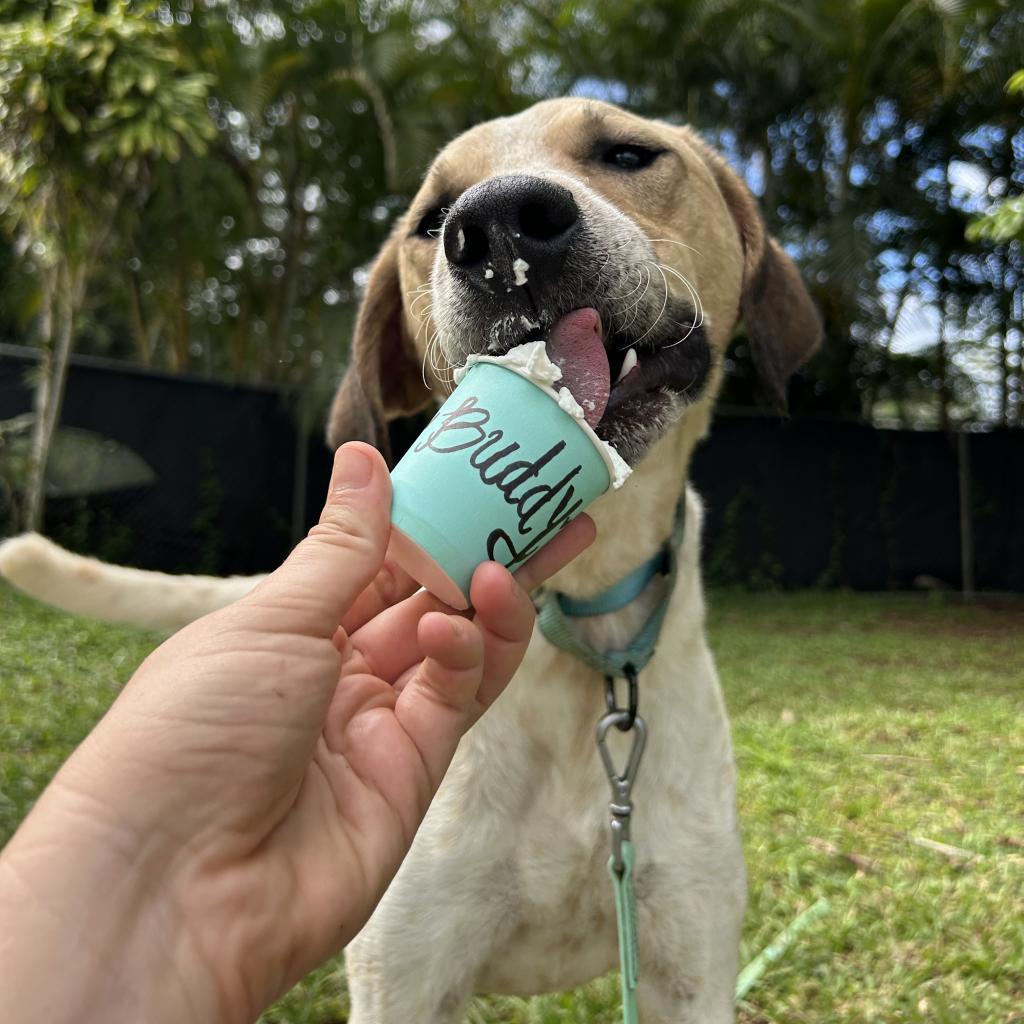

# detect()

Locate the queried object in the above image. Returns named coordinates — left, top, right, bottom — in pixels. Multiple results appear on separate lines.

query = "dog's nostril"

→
left=442, top=175, right=580, bottom=290
left=459, top=223, right=488, bottom=264
left=445, top=218, right=489, bottom=267
left=519, top=197, right=577, bottom=241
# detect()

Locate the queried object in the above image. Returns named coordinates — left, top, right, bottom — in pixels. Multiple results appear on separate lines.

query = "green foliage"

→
left=49, top=498, right=136, bottom=565
left=0, top=1, right=1022, bottom=426
left=966, top=193, right=1024, bottom=244
left=188, top=448, right=226, bottom=575
left=0, top=1, right=222, bottom=533
left=966, top=69, right=1024, bottom=245
left=0, top=1, right=214, bottom=236
left=0, top=414, right=33, bottom=533
left=707, top=486, right=781, bottom=589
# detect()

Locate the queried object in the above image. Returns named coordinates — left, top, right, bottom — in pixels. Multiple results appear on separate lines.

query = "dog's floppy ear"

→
left=326, top=225, right=431, bottom=463
left=700, top=143, right=823, bottom=411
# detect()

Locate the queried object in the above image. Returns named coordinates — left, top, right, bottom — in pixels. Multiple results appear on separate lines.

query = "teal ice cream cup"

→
left=388, top=354, right=624, bottom=610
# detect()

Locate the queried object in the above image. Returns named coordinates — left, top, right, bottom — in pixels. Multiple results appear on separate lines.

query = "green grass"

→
left=1, top=581, right=1022, bottom=1022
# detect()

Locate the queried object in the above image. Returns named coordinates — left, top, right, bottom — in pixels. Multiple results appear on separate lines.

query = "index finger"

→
left=347, top=513, right=596, bottom=682
left=339, top=556, right=420, bottom=635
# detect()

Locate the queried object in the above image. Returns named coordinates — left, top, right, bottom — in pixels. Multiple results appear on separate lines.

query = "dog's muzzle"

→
left=442, top=174, right=580, bottom=306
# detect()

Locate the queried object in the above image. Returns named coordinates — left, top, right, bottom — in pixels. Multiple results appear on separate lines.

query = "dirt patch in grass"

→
left=879, top=595, right=1024, bottom=638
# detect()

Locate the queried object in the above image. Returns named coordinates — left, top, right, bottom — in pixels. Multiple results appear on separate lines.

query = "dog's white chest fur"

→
left=346, top=491, right=746, bottom=1021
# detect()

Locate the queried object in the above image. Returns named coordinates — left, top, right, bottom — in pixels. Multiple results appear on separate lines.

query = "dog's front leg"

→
left=637, top=969, right=737, bottom=1024
left=635, top=854, right=745, bottom=1024
left=346, top=906, right=487, bottom=1024
left=344, top=804, right=516, bottom=1024
left=345, top=877, right=498, bottom=1024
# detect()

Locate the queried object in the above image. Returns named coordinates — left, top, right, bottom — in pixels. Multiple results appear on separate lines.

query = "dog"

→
left=0, top=97, right=821, bottom=1022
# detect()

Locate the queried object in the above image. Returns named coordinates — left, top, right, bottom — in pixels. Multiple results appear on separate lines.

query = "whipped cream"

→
left=454, top=340, right=632, bottom=489
left=601, top=442, right=633, bottom=490
left=454, top=338, right=561, bottom=388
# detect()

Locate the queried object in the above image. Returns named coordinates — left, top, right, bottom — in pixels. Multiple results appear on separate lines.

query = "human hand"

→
left=0, top=442, right=595, bottom=1024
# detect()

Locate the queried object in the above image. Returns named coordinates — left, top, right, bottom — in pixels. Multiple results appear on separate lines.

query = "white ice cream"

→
left=454, top=338, right=561, bottom=388
left=454, top=340, right=632, bottom=489
left=602, top=444, right=633, bottom=490
left=512, top=258, right=530, bottom=286
left=557, top=385, right=586, bottom=419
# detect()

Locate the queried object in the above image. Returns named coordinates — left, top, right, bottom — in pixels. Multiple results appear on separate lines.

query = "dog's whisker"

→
left=412, top=305, right=435, bottom=333
left=607, top=267, right=640, bottom=335
left=605, top=264, right=645, bottom=303
left=425, top=327, right=456, bottom=390
left=605, top=269, right=643, bottom=333
left=409, top=290, right=435, bottom=319
left=644, top=236, right=704, bottom=259
left=420, top=325, right=443, bottom=390
left=623, top=264, right=651, bottom=318
left=613, top=265, right=645, bottom=336
left=404, top=282, right=434, bottom=300
left=632, top=262, right=671, bottom=346
left=656, top=260, right=706, bottom=335
left=652, top=260, right=706, bottom=346
left=596, top=234, right=636, bottom=277
left=410, top=296, right=433, bottom=323
left=623, top=264, right=652, bottom=335
left=426, top=332, right=443, bottom=373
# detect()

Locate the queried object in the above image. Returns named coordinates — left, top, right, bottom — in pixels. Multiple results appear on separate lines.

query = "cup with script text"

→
left=387, top=357, right=619, bottom=610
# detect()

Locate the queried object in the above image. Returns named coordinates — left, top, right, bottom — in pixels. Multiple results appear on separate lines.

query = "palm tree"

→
left=0, top=0, right=214, bottom=530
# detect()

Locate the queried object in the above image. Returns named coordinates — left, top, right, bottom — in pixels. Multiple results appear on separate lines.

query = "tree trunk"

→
left=866, top=277, right=911, bottom=422
left=273, top=205, right=306, bottom=379
left=171, top=268, right=189, bottom=371
left=936, top=292, right=951, bottom=433
left=998, top=258, right=1012, bottom=428
left=761, top=133, right=774, bottom=216
left=1000, top=325, right=1010, bottom=429
left=24, top=269, right=57, bottom=532
left=128, top=264, right=153, bottom=365
left=24, top=262, right=78, bottom=532
left=1014, top=286, right=1023, bottom=427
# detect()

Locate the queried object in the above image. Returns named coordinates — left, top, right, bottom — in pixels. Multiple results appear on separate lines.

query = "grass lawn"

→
left=1, top=581, right=1022, bottom=1022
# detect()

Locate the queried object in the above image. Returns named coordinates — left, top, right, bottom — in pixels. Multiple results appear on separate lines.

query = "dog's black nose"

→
left=443, top=175, right=580, bottom=299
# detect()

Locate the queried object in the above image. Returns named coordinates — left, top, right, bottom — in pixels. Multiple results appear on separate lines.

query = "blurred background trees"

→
left=0, top=0, right=215, bottom=526
left=1, top=0, right=1021, bottom=454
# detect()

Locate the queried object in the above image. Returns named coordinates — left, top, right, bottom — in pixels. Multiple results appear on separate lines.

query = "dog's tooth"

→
left=616, top=347, right=638, bottom=384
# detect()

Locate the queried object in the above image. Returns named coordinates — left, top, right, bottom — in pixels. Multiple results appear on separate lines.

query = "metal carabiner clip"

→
left=596, top=710, right=647, bottom=875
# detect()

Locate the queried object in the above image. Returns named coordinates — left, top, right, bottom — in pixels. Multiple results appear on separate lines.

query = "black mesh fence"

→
left=2, top=345, right=1021, bottom=590
left=0, top=345, right=308, bottom=576
left=690, top=412, right=1023, bottom=591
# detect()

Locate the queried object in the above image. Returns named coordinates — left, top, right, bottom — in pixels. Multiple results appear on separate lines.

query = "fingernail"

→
left=331, top=444, right=373, bottom=491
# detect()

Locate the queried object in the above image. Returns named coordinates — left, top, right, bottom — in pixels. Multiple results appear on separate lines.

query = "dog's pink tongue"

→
left=545, top=308, right=610, bottom=428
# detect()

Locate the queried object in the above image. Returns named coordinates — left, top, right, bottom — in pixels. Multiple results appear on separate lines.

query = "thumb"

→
left=246, top=442, right=393, bottom=637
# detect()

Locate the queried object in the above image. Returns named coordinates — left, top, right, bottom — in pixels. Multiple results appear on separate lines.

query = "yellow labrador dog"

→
left=0, top=98, right=820, bottom=1022
left=327, top=97, right=819, bottom=1024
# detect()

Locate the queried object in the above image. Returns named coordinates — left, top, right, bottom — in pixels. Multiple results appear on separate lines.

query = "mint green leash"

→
left=597, top=705, right=646, bottom=1024
left=609, top=842, right=640, bottom=1020
left=535, top=490, right=827, bottom=1018
left=534, top=495, right=686, bottom=1024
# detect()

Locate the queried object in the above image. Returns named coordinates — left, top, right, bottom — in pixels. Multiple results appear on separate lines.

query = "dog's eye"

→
left=412, top=204, right=447, bottom=239
left=600, top=143, right=663, bottom=172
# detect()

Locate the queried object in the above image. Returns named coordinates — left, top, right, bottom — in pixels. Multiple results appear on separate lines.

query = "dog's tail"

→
left=0, top=533, right=264, bottom=632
